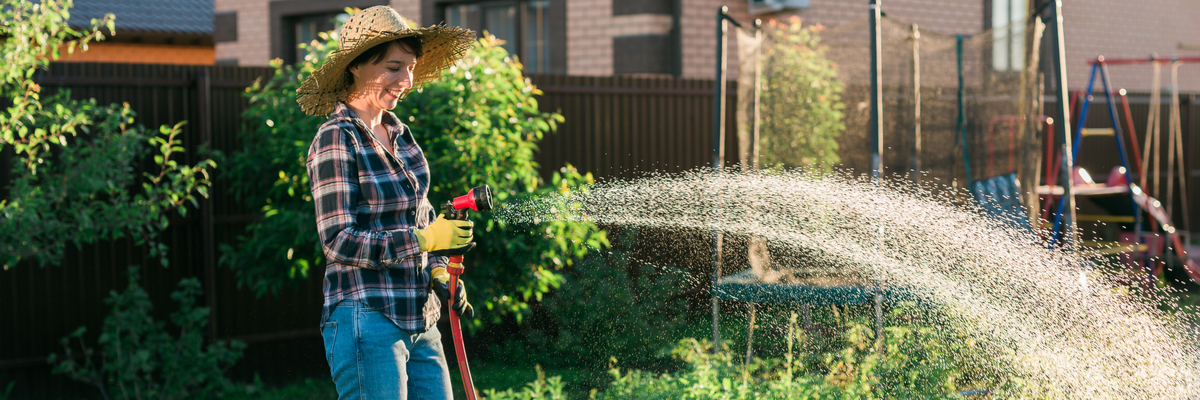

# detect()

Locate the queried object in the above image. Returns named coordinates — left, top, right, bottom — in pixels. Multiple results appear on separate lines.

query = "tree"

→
left=0, top=1, right=240, bottom=397
left=758, top=17, right=845, bottom=170
left=0, top=0, right=214, bottom=269
left=219, top=14, right=607, bottom=326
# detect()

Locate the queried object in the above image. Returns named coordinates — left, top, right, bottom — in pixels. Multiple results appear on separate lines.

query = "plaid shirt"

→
left=307, top=102, right=447, bottom=332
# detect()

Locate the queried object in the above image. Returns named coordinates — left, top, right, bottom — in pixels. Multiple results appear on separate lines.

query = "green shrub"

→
left=481, top=365, right=569, bottom=400
left=0, top=0, right=214, bottom=269
left=488, top=230, right=691, bottom=370
left=218, top=12, right=607, bottom=328
left=758, top=17, right=844, bottom=170
left=597, top=305, right=1021, bottom=399
left=48, top=266, right=250, bottom=400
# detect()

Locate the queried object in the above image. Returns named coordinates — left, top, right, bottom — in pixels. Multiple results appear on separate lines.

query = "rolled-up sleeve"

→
left=306, top=125, right=423, bottom=269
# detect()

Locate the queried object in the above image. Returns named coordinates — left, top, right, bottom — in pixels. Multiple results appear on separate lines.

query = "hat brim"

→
left=296, top=24, right=475, bottom=116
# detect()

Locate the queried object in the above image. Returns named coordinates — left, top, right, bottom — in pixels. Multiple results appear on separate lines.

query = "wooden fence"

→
left=0, top=63, right=737, bottom=398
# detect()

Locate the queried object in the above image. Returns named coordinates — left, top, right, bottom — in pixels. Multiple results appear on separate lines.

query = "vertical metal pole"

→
left=869, top=0, right=884, bottom=183
left=869, top=0, right=885, bottom=342
left=957, top=35, right=970, bottom=187
left=196, top=68, right=217, bottom=343
left=714, top=7, right=728, bottom=170
left=752, top=19, right=762, bottom=170
left=910, top=24, right=921, bottom=185
left=711, top=5, right=728, bottom=354
left=1048, top=0, right=1077, bottom=251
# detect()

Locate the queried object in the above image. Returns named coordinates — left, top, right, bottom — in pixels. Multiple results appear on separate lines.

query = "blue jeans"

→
left=322, top=300, right=452, bottom=400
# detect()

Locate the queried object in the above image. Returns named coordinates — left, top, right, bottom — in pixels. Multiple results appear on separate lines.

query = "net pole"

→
left=752, top=19, right=762, bottom=170
left=713, top=8, right=728, bottom=171
left=1022, top=19, right=1046, bottom=226
left=1047, top=1, right=1077, bottom=252
left=711, top=5, right=728, bottom=354
left=869, top=0, right=885, bottom=344
left=869, top=0, right=884, bottom=183
left=957, top=34, right=970, bottom=188
left=911, top=24, right=921, bottom=186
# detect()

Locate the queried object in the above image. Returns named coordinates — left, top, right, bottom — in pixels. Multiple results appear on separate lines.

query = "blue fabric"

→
left=323, top=300, right=452, bottom=400
left=970, top=173, right=1032, bottom=232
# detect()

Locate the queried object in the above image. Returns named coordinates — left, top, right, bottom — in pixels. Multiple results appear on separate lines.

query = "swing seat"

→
left=970, top=173, right=1033, bottom=232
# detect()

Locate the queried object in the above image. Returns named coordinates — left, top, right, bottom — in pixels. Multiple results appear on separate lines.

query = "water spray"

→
left=441, top=184, right=492, bottom=400
left=496, top=169, right=1200, bottom=397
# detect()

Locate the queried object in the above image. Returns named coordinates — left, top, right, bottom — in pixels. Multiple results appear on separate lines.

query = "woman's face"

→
left=348, top=43, right=417, bottom=113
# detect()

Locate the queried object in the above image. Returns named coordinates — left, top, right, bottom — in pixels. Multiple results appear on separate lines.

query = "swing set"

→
left=1038, top=55, right=1197, bottom=283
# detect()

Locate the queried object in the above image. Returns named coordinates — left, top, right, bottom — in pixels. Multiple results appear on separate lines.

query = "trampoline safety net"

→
left=719, top=14, right=1047, bottom=292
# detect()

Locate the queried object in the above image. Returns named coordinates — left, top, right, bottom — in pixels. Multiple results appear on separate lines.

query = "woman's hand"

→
left=431, top=267, right=474, bottom=318
left=414, top=214, right=474, bottom=256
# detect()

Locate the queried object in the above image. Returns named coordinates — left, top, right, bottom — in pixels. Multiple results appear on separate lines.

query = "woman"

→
left=296, top=6, right=476, bottom=399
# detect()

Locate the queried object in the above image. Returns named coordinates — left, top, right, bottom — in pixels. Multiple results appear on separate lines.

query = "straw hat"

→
left=296, top=6, right=474, bottom=116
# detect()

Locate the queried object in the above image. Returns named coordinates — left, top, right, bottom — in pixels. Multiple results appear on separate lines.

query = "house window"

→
left=991, top=0, right=1027, bottom=72
left=270, top=0, right=385, bottom=65
left=291, top=12, right=350, bottom=64
left=445, top=1, right=552, bottom=73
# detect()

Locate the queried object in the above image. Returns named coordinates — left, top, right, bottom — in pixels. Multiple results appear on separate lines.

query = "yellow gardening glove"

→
left=431, top=267, right=474, bottom=318
left=414, top=214, right=474, bottom=256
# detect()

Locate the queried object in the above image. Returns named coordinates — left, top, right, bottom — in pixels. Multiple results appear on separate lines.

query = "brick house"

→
left=212, top=0, right=1200, bottom=89
left=59, top=0, right=215, bottom=65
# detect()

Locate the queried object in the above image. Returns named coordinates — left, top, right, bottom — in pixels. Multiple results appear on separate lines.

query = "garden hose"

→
left=447, top=263, right=477, bottom=400
left=439, top=185, right=492, bottom=400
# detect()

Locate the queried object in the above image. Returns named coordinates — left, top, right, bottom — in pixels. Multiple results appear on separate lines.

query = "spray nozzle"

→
left=443, top=185, right=493, bottom=220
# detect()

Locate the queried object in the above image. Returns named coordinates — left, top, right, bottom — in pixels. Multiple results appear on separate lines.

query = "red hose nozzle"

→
left=451, top=185, right=493, bottom=211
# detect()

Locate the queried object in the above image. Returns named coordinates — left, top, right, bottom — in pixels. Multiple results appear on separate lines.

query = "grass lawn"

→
left=457, top=362, right=610, bottom=399
left=236, top=364, right=609, bottom=400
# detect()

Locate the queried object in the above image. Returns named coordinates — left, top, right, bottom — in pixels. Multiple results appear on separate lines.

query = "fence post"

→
left=196, top=67, right=218, bottom=342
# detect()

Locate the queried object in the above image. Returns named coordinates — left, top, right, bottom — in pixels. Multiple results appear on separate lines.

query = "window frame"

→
left=436, top=0, right=565, bottom=74
left=985, top=0, right=1029, bottom=74
left=269, top=0, right=386, bottom=65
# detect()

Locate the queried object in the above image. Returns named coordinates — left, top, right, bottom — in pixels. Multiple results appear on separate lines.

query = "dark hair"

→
left=348, top=36, right=424, bottom=73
